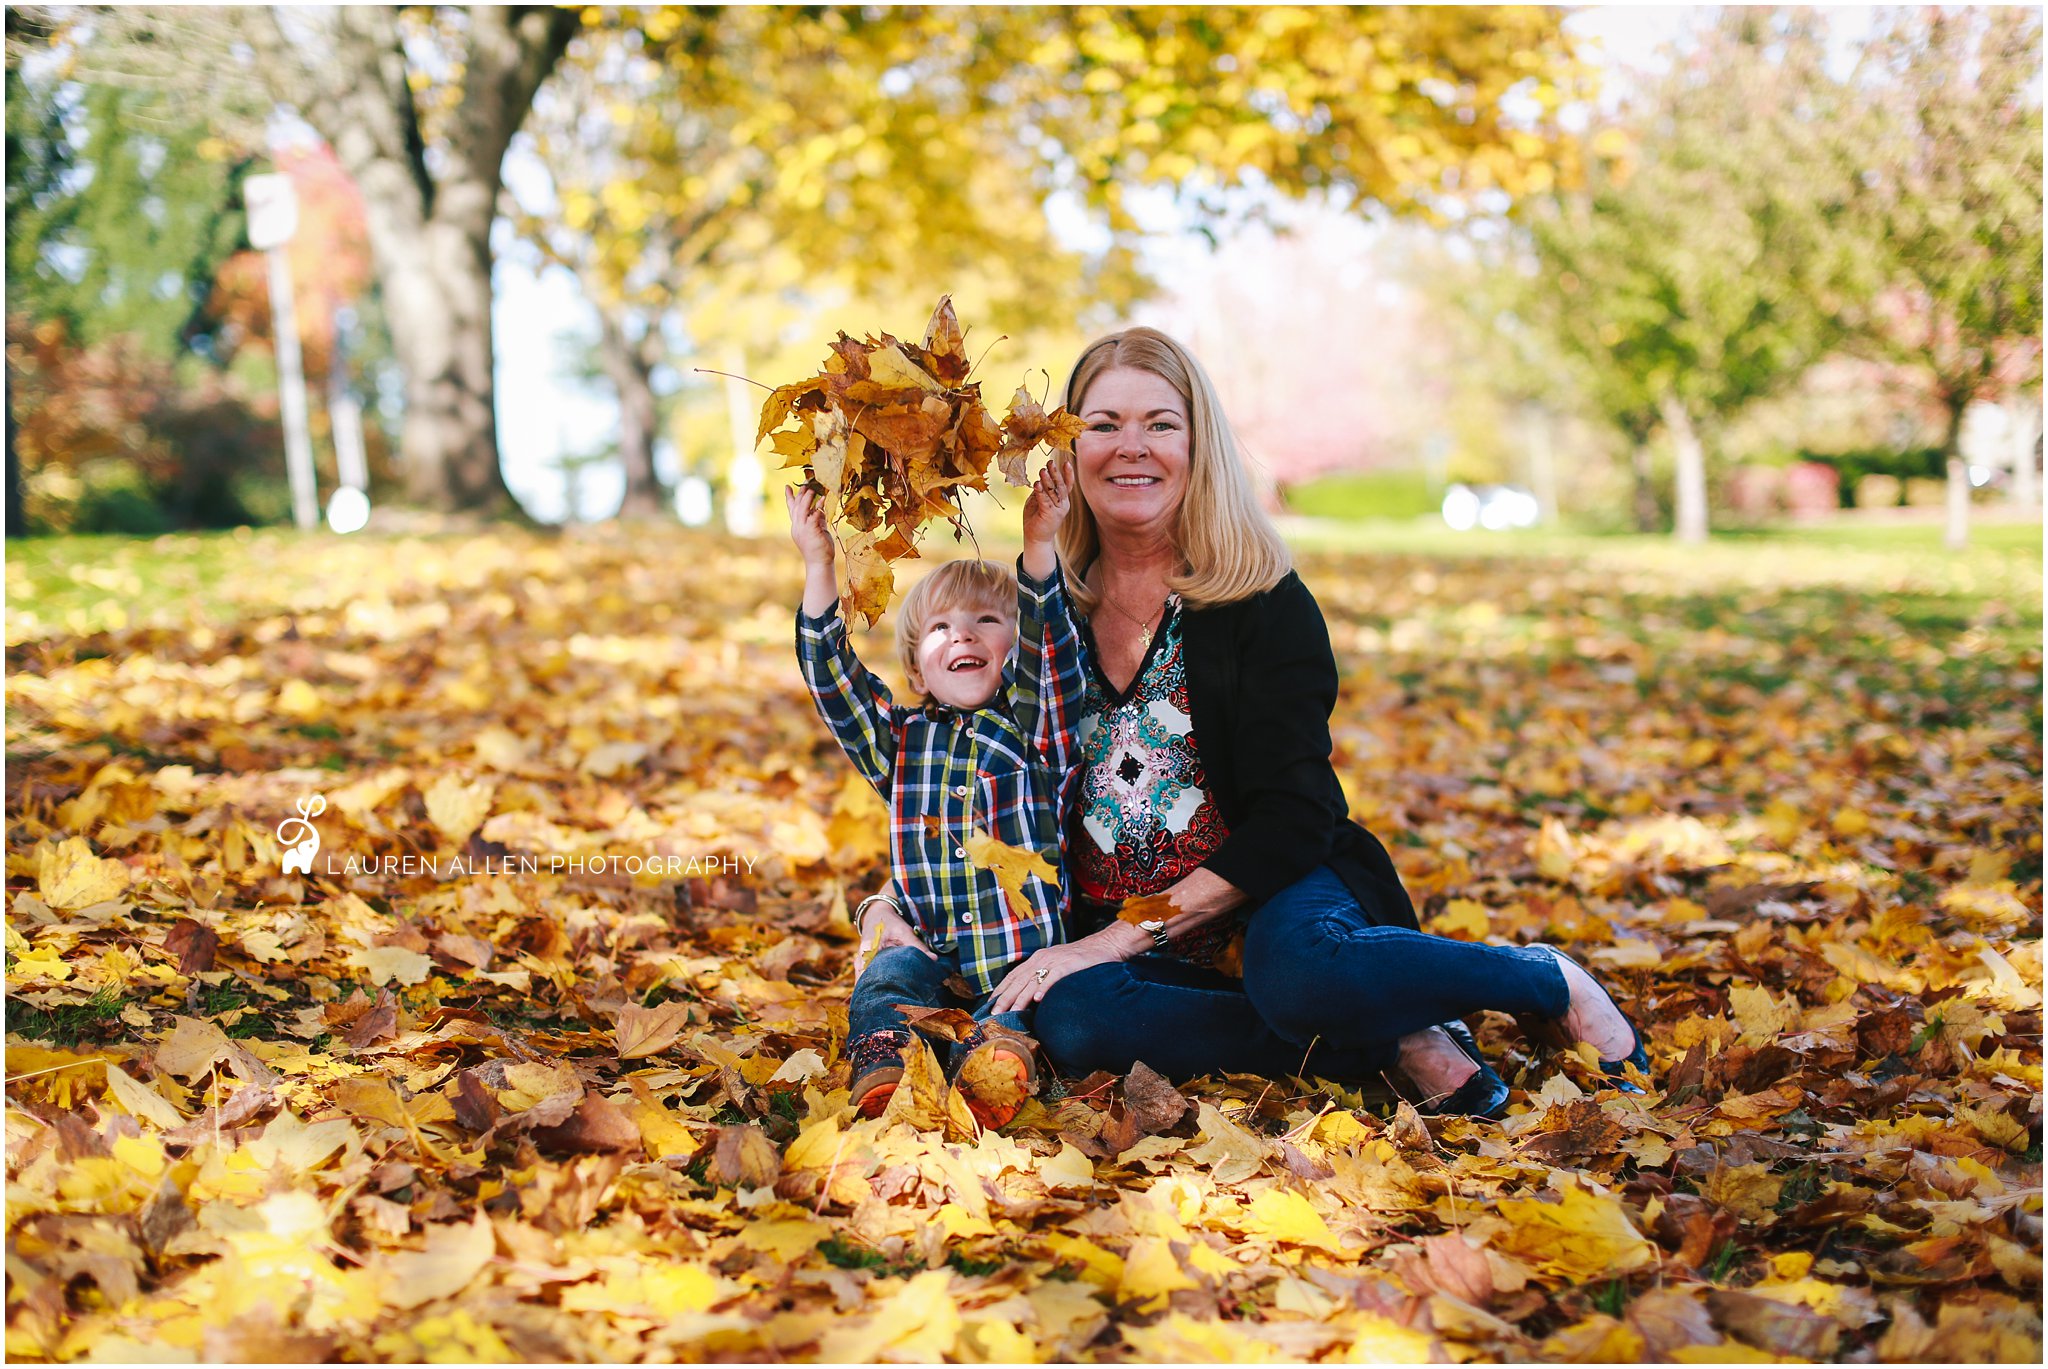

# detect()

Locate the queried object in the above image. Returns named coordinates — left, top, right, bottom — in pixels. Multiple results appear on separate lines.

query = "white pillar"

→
left=724, top=362, right=763, bottom=537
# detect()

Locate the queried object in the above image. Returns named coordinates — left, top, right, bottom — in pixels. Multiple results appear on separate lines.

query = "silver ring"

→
left=1034, top=968, right=1050, bottom=982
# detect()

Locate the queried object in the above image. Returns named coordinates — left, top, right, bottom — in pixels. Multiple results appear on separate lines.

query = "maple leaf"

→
left=614, top=1000, right=692, bottom=1060
left=37, top=835, right=130, bottom=909
left=961, top=827, right=1058, bottom=920
left=839, top=529, right=894, bottom=628
left=1116, top=891, right=1184, bottom=926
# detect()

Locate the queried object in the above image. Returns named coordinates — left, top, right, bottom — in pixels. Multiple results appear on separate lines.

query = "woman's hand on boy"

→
left=1021, top=456, right=1073, bottom=579
left=987, top=930, right=1132, bottom=1014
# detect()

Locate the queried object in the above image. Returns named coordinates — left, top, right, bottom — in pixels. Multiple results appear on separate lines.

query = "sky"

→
left=484, top=6, right=1788, bottom=525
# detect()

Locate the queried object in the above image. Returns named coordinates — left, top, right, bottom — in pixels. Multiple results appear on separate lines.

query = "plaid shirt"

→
left=796, top=560, right=1086, bottom=995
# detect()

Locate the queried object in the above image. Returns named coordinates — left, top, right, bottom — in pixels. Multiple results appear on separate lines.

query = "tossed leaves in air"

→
left=759, top=296, right=1082, bottom=625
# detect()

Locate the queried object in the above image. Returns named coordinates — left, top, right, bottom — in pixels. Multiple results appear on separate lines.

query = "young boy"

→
left=786, top=461, right=1083, bottom=1128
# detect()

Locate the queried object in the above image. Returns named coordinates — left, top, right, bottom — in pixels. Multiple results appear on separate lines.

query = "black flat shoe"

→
left=1519, top=947, right=1652, bottom=1092
left=1419, top=1019, right=1510, bottom=1120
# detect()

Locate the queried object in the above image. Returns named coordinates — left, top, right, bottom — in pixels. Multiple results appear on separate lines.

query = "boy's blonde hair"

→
left=1058, top=326, right=1292, bottom=612
left=894, top=559, right=1017, bottom=697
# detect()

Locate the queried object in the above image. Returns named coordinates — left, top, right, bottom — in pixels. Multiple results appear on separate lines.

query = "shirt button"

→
left=953, top=785, right=968, bottom=797
left=960, top=912, right=974, bottom=925
left=954, top=846, right=967, bottom=858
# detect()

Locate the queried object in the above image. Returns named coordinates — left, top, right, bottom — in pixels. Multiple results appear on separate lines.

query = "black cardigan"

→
left=1173, top=570, right=1420, bottom=931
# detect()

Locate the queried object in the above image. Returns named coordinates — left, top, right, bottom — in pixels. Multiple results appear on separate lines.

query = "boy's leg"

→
left=846, top=945, right=957, bottom=1116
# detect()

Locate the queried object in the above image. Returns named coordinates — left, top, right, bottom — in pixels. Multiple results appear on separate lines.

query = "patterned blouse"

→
left=1068, top=597, right=1235, bottom=966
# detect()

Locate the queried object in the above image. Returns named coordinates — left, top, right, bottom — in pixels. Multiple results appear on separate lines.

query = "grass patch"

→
left=8, top=988, right=129, bottom=1047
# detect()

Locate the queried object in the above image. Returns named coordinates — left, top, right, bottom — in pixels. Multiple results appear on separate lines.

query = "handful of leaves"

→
left=759, top=296, right=1084, bottom=625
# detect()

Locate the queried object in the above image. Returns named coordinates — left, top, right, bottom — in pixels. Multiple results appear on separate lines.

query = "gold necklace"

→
left=1096, top=581, right=1173, bottom=651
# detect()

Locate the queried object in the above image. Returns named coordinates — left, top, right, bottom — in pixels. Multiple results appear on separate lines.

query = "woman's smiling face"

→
left=1074, top=367, right=1191, bottom=538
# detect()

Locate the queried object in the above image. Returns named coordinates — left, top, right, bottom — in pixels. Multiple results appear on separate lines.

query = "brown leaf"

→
left=1095, top=1102, right=1141, bottom=1156
left=1708, top=1288, right=1840, bottom=1358
left=1387, top=1101, right=1435, bottom=1153
left=706, top=1123, right=782, bottom=1188
left=1123, top=1061, right=1189, bottom=1134
left=530, top=1092, right=641, bottom=1156
left=166, top=1083, right=276, bottom=1145
left=163, top=919, right=218, bottom=975
left=342, top=987, right=399, bottom=1050
left=1626, top=1288, right=1717, bottom=1358
left=1653, top=1192, right=1738, bottom=1270
left=1415, top=1232, right=1499, bottom=1307
left=449, top=1069, right=502, bottom=1133
left=1519, top=1100, right=1626, bottom=1164
left=613, top=1000, right=692, bottom=1060
left=1277, top=1141, right=1335, bottom=1182
left=324, top=987, right=376, bottom=1029
left=895, top=1005, right=979, bottom=1042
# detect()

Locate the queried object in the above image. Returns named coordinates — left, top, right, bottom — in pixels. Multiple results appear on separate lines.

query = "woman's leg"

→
left=1241, top=867, right=1572, bottom=1048
left=1034, top=955, right=1394, bottom=1083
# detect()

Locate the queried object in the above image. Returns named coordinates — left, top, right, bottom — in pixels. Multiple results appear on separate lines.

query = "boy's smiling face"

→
left=912, top=605, right=1014, bottom=709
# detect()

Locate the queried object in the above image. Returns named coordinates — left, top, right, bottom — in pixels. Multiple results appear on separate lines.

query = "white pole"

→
left=245, top=173, right=317, bottom=531
left=724, top=361, right=763, bottom=537
left=266, top=247, right=319, bottom=530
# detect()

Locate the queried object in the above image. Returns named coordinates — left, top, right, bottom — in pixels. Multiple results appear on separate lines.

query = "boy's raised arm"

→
left=788, top=485, right=897, bottom=794
left=1012, top=458, right=1085, bottom=769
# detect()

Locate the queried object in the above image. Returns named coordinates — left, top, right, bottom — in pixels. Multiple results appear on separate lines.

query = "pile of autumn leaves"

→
left=3, top=529, right=2042, bottom=1363
left=757, top=296, right=1082, bottom=624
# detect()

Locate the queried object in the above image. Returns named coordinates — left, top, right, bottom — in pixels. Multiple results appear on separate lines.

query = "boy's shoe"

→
left=847, top=1030, right=912, bottom=1118
left=954, top=1023, right=1039, bottom=1130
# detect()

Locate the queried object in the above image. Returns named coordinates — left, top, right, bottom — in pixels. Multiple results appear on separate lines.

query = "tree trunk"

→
left=378, top=214, right=511, bottom=512
left=1661, top=395, right=1709, bottom=544
left=250, top=6, right=576, bottom=520
left=1941, top=398, right=1970, bottom=551
left=4, top=396, right=22, bottom=537
left=597, top=309, right=667, bottom=520
left=1629, top=442, right=1660, bottom=533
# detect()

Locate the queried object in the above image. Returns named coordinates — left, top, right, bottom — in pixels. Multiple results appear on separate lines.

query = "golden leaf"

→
left=962, top=828, right=1058, bottom=920
left=614, top=1001, right=693, bottom=1060
left=1491, top=1179, right=1658, bottom=1283
left=36, top=837, right=130, bottom=910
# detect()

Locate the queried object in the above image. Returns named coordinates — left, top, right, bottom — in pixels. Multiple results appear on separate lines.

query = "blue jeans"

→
left=848, top=945, right=1034, bottom=1072
left=1035, top=865, right=1571, bottom=1082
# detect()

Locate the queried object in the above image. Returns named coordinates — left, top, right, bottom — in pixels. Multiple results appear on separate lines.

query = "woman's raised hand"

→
left=785, top=484, right=835, bottom=570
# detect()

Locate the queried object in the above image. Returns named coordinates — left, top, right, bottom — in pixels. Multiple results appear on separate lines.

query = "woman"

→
left=985, top=327, right=1648, bottom=1116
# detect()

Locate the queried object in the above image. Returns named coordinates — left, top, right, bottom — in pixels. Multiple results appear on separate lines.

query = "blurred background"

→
left=4, top=5, right=2041, bottom=550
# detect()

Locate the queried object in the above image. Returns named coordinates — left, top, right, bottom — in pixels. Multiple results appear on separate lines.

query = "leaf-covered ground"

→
left=5, top=524, right=2041, bottom=1362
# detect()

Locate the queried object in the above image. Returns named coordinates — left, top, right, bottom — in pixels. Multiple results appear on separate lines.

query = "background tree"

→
left=1841, top=7, right=2043, bottom=549
left=1465, top=12, right=1862, bottom=542
left=545, top=3, right=1592, bottom=523
left=516, top=12, right=1146, bottom=519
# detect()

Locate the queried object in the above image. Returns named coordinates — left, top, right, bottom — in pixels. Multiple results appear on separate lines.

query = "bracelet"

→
left=853, top=893, right=904, bottom=936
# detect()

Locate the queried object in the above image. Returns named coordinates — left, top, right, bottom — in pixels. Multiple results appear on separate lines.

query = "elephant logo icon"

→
left=278, top=793, right=326, bottom=875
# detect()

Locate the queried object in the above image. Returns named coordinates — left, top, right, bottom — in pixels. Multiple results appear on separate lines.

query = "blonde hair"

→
left=1057, top=326, right=1291, bottom=613
left=893, top=559, right=1017, bottom=697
